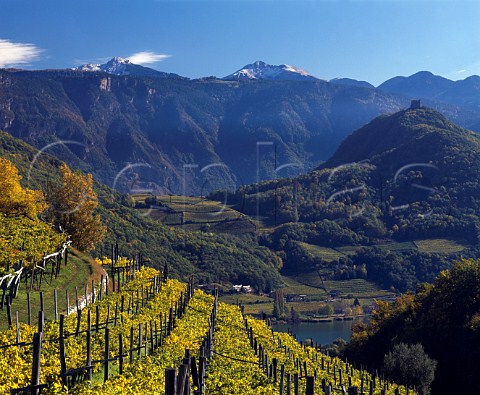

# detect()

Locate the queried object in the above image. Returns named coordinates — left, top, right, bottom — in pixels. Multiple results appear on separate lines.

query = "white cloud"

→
left=456, top=69, right=467, bottom=74
left=0, top=39, right=42, bottom=68
left=127, top=51, right=171, bottom=65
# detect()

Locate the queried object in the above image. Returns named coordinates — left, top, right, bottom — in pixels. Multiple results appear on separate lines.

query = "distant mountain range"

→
left=378, top=71, right=480, bottom=111
left=74, top=58, right=480, bottom=118
left=74, top=58, right=479, bottom=108
left=73, top=58, right=480, bottom=114
left=1, top=59, right=480, bottom=194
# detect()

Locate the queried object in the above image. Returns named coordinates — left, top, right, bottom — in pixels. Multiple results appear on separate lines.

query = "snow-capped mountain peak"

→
left=101, top=57, right=132, bottom=75
left=109, top=57, right=129, bottom=64
left=223, top=61, right=319, bottom=81
left=73, top=57, right=186, bottom=80
left=74, top=57, right=133, bottom=75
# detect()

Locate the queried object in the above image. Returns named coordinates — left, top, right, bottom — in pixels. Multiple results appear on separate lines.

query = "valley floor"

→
left=220, top=275, right=395, bottom=321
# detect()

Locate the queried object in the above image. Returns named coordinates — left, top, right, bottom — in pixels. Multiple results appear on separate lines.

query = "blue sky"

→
left=0, top=0, right=479, bottom=86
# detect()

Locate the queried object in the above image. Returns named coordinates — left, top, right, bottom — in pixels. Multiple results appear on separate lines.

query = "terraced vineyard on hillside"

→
left=133, top=195, right=256, bottom=236
left=0, top=265, right=413, bottom=395
left=298, top=239, right=467, bottom=260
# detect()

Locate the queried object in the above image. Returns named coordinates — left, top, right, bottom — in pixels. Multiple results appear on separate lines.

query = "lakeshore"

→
left=272, top=315, right=371, bottom=345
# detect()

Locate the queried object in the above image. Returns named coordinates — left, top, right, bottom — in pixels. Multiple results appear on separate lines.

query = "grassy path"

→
left=0, top=249, right=106, bottom=330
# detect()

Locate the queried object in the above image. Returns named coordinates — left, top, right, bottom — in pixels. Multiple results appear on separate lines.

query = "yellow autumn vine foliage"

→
left=95, top=256, right=130, bottom=267
left=205, top=303, right=277, bottom=395
left=0, top=268, right=183, bottom=394
left=0, top=274, right=414, bottom=395
left=246, top=316, right=415, bottom=395
left=67, top=289, right=214, bottom=395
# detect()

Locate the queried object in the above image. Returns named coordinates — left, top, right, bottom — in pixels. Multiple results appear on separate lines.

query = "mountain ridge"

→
left=1, top=67, right=480, bottom=195
left=67, top=58, right=480, bottom=111
left=324, top=105, right=480, bottom=171
left=0, top=68, right=410, bottom=194
left=16, top=56, right=480, bottom=92
left=329, top=77, right=374, bottom=89
left=237, top=106, right=480, bottom=225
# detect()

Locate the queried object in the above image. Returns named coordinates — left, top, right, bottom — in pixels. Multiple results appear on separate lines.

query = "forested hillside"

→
left=344, top=259, right=480, bottom=395
left=220, top=108, right=480, bottom=291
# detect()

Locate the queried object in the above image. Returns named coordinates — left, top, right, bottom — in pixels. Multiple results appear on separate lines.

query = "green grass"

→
left=241, top=300, right=330, bottom=316
left=220, top=293, right=272, bottom=305
left=336, top=238, right=466, bottom=256
left=219, top=289, right=275, bottom=317
left=374, top=241, right=417, bottom=251
left=0, top=250, right=102, bottom=330
left=156, top=195, right=203, bottom=205
left=183, top=210, right=240, bottom=223
left=414, top=238, right=466, bottom=254
left=207, top=219, right=256, bottom=235
left=297, top=242, right=345, bottom=262
left=132, top=193, right=152, bottom=202
left=242, top=302, right=274, bottom=316
left=285, top=301, right=332, bottom=314
left=281, top=276, right=327, bottom=298
left=335, top=246, right=364, bottom=255
left=323, top=279, right=393, bottom=299
left=167, top=200, right=229, bottom=213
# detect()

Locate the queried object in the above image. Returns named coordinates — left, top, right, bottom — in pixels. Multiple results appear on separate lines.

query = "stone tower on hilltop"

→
left=410, top=99, right=422, bottom=109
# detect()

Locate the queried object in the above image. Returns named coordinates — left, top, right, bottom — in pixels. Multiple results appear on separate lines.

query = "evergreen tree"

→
left=383, top=343, right=437, bottom=395
left=272, top=289, right=287, bottom=319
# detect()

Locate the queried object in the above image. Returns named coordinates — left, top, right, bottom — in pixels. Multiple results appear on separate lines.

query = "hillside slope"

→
left=325, top=106, right=480, bottom=179
left=226, top=108, right=480, bottom=290
left=0, top=130, right=282, bottom=291
left=238, top=107, right=480, bottom=225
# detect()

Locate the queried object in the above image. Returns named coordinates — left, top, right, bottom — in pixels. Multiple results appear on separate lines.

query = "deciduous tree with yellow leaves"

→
left=0, top=158, right=46, bottom=219
left=47, top=163, right=106, bottom=252
left=0, top=158, right=65, bottom=270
